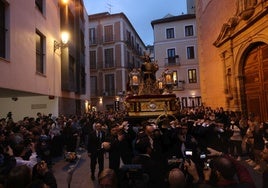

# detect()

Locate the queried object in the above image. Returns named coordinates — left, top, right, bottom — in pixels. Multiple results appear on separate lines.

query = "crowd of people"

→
left=0, top=106, right=268, bottom=188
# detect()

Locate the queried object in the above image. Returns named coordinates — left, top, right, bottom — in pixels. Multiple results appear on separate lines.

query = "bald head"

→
left=168, top=168, right=186, bottom=188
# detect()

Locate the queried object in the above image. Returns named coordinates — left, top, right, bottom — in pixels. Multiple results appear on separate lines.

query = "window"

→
left=126, top=30, right=131, bottom=45
left=166, top=28, right=174, bottom=39
left=104, top=25, right=113, bottom=42
left=187, top=46, right=195, bottom=59
left=0, top=1, right=6, bottom=58
left=185, top=25, right=194, bottom=36
left=188, top=69, right=197, bottom=83
left=173, top=71, right=178, bottom=86
left=89, top=28, right=96, bottom=44
left=104, top=48, right=114, bottom=68
left=36, top=31, right=45, bottom=74
left=167, top=48, right=176, bottom=64
left=105, top=74, right=115, bottom=96
left=35, top=0, right=43, bottom=13
left=90, top=76, right=97, bottom=96
left=90, top=51, right=97, bottom=69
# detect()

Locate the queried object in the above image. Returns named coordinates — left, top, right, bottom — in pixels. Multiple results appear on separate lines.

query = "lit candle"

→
left=133, top=76, right=138, bottom=85
left=159, top=82, right=163, bottom=89
left=166, top=75, right=171, bottom=83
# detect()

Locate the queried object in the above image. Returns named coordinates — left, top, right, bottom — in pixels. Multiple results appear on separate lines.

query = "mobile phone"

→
left=185, top=150, right=193, bottom=157
left=200, top=153, right=206, bottom=159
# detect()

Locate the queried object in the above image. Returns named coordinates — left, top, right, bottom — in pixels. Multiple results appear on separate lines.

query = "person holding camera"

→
left=189, top=147, right=256, bottom=188
left=13, top=141, right=38, bottom=169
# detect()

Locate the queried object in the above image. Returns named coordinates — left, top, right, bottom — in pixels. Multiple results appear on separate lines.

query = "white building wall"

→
left=153, top=16, right=201, bottom=107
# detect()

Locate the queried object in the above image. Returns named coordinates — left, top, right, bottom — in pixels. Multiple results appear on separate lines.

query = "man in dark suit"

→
left=87, top=122, right=106, bottom=181
left=132, top=135, right=165, bottom=188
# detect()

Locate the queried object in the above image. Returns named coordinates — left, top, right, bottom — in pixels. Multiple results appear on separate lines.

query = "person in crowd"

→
left=132, top=134, right=165, bottom=188
left=168, top=168, right=186, bottom=188
left=32, top=160, right=57, bottom=188
left=261, top=143, right=268, bottom=188
left=6, top=165, right=32, bottom=188
left=105, top=123, right=123, bottom=174
left=87, top=122, right=106, bottom=181
left=251, top=116, right=264, bottom=171
left=98, top=168, right=117, bottom=188
left=49, top=118, right=63, bottom=158
left=204, top=119, right=229, bottom=153
left=62, top=119, right=78, bottom=152
left=13, top=141, right=38, bottom=168
left=118, top=120, right=136, bottom=165
left=229, top=115, right=243, bottom=161
left=168, top=121, right=199, bottom=161
left=0, top=134, right=16, bottom=187
left=202, top=147, right=256, bottom=188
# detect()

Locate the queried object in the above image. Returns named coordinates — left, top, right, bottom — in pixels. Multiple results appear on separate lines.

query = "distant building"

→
left=196, top=0, right=268, bottom=121
left=88, top=12, right=146, bottom=111
left=151, top=13, right=201, bottom=109
left=0, top=0, right=90, bottom=120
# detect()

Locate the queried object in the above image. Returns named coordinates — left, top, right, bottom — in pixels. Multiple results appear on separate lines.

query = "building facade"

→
left=196, top=0, right=268, bottom=121
left=0, top=0, right=90, bottom=121
left=88, top=12, right=146, bottom=111
left=151, top=14, right=201, bottom=109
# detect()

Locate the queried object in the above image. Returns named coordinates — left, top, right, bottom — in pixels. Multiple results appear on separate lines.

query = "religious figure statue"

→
left=140, top=52, right=159, bottom=83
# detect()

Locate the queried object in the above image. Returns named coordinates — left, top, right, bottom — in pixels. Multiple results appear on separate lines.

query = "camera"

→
left=184, top=149, right=193, bottom=160
left=200, top=153, right=207, bottom=159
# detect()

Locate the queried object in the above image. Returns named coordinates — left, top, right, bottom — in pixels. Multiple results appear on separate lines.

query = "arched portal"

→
left=242, top=42, right=268, bottom=121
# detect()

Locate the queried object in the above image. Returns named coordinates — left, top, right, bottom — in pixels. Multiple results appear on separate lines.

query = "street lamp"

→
left=54, top=31, right=69, bottom=52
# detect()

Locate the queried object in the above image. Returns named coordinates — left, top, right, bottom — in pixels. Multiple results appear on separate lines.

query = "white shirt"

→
left=15, top=152, right=38, bottom=168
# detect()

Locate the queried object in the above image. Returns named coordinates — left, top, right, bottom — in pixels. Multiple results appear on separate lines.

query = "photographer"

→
left=201, top=147, right=256, bottom=188
left=13, top=140, right=38, bottom=168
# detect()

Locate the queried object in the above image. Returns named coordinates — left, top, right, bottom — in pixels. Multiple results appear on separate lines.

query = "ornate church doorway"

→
left=243, top=43, right=268, bottom=121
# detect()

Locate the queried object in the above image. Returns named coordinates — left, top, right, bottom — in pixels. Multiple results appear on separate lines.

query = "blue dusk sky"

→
left=84, top=0, right=187, bottom=45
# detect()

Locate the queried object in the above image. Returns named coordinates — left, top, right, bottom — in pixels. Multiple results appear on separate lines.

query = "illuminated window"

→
left=188, top=69, right=197, bottom=83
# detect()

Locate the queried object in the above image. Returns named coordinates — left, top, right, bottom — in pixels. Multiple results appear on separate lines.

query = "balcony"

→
left=164, top=55, right=180, bottom=66
left=174, top=80, right=185, bottom=91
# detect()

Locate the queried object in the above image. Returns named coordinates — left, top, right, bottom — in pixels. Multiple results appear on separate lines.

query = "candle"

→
left=166, top=75, right=171, bottom=83
left=133, top=75, right=138, bottom=85
left=159, top=82, right=163, bottom=89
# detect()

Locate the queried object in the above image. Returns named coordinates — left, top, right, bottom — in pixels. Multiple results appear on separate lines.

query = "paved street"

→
left=52, top=148, right=108, bottom=188
left=52, top=149, right=263, bottom=188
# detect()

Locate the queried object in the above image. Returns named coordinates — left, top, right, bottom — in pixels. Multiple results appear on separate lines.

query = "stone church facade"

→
left=196, top=0, right=268, bottom=121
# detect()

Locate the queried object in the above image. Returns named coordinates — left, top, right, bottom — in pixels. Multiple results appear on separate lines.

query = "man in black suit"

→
left=132, top=135, right=165, bottom=188
left=87, top=122, right=106, bottom=181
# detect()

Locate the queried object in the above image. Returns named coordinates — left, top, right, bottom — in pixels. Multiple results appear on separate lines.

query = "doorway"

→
left=243, top=43, right=268, bottom=121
